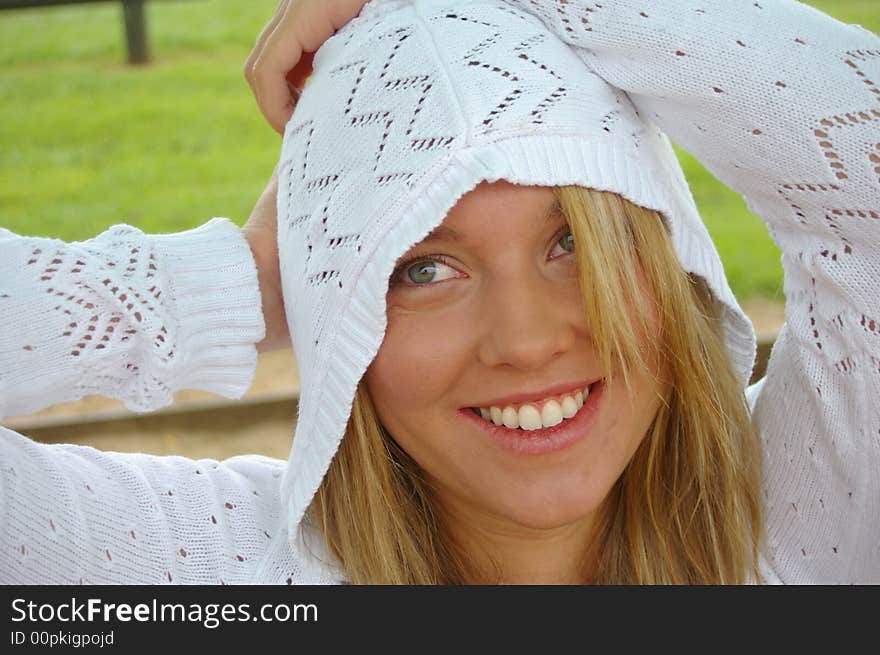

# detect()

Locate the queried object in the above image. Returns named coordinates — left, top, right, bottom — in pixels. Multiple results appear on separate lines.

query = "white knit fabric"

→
left=1, top=0, right=878, bottom=584
left=0, top=220, right=342, bottom=584
left=0, top=220, right=262, bottom=420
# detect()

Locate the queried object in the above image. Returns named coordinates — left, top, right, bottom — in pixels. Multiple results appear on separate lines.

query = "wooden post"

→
left=122, top=0, right=149, bottom=64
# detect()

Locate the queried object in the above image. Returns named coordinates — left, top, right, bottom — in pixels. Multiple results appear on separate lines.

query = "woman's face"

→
left=364, top=181, right=665, bottom=536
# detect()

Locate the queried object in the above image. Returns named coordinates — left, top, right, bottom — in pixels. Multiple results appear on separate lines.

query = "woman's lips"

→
left=459, top=379, right=605, bottom=455
left=472, top=379, right=599, bottom=411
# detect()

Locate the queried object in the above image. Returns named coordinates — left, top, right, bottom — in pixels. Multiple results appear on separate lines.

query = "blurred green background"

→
left=1, top=0, right=877, bottom=302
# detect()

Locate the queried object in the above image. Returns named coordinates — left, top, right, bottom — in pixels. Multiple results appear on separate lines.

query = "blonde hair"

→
left=311, top=186, right=763, bottom=584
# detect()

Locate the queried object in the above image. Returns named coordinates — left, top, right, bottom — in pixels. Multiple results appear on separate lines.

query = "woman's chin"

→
left=481, top=487, right=607, bottom=533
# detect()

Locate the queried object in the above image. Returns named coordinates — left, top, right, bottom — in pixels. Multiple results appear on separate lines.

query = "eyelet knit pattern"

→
left=0, top=0, right=878, bottom=584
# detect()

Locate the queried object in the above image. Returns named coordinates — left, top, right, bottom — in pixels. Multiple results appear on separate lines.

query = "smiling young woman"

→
left=2, top=0, right=877, bottom=587
left=314, top=183, right=762, bottom=584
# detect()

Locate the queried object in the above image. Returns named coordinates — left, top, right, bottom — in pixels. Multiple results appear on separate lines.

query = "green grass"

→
left=1, top=0, right=876, bottom=301
left=0, top=1, right=281, bottom=239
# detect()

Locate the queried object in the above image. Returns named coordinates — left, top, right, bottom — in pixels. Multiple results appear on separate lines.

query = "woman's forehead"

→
left=428, top=181, right=561, bottom=242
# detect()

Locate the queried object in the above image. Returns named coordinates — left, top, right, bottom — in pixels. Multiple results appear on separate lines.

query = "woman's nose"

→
left=476, top=271, right=579, bottom=371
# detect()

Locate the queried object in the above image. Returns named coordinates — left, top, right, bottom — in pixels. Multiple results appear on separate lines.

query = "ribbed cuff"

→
left=148, top=218, right=266, bottom=400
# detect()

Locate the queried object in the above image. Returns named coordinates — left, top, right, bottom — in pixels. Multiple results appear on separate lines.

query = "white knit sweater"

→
left=1, top=0, right=878, bottom=584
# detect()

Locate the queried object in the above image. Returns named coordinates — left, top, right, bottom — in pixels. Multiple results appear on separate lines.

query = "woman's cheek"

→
left=369, top=299, right=476, bottom=406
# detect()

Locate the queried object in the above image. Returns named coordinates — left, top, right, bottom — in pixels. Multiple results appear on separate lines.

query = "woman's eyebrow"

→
left=544, top=198, right=563, bottom=225
left=422, top=224, right=464, bottom=242
left=424, top=199, right=563, bottom=243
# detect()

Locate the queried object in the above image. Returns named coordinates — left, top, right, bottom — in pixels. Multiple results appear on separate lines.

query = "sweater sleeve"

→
left=505, top=0, right=880, bottom=582
left=0, top=425, right=297, bottom=584
left=0, top=218, right=265, bottom=419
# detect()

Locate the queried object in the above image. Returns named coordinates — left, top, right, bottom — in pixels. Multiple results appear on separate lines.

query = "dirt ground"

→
left=741, top=297, right=786, bottom=339
left=6, top=299, right=785, bottom=462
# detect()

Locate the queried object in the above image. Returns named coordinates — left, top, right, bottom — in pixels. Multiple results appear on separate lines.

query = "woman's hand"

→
left=244, top=0, right=371, bottom=134
left=242, top=168, right=290, bottom=352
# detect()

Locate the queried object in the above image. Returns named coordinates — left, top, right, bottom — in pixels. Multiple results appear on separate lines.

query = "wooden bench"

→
left=1, top=0, right=156, bottom=64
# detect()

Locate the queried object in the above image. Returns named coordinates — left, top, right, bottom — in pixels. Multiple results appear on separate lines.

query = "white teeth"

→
left=502, top=406, right=519, bottom=429
left=518, top=404, right=543, bottom=431
left=560, top=395, right=578, bottom=419
left=541, top=400, right=563, bottom=428
left=476, top=385, right=595, bottom=430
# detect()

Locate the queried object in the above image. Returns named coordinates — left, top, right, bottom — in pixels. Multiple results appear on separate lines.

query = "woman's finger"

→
left=251, top=2, right=329, bottom=133
left=250, top=0, right=370, bottom=134
left=244, top=0, right=289, bottom=85
left=286, top=50, right=315, bottom=92
left=244, top=0, right=292, bottom=131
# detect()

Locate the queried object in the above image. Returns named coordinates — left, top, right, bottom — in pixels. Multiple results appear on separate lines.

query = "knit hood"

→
left=275, top=0, right=756, bottom=567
